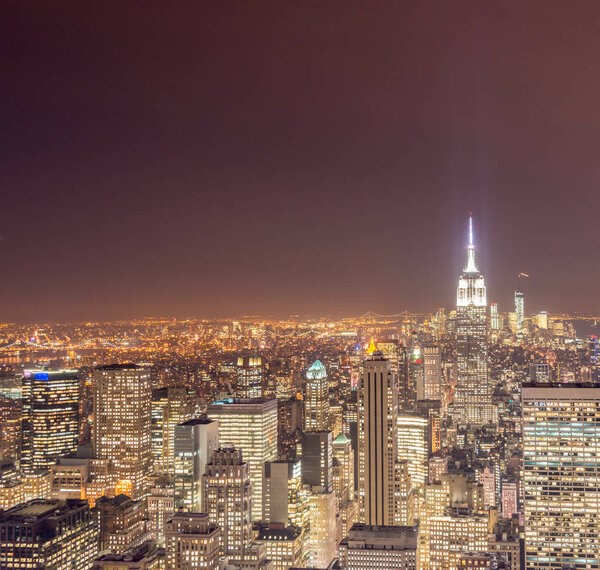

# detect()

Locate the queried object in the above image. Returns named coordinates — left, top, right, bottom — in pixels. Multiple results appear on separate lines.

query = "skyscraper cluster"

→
left=1, top=214, right=599, bottom=569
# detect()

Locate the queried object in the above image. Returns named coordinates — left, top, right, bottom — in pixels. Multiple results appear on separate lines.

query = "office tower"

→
left=165, top=512, right=220, bottom=570
left=173, top=418, right=218, bottom=511
left=96, top=494, right=150, bottom=554
left=21, top=369, right=79, bottom=474
left=262, top=460, right=309, bottom=527
left=422, top=345, right=442, bottom=401
left=481, top=464, right=496, bottom=508
left=455, top=214, right=493, bottom=426
left=254, top=524, right=303, bottom=570
left=308, top=491, right=337, bottom=568
left=304, top=360, right=329, bottom=431
left=535, top=311, right=548, bottom=329
left=0, top=499, right=98, bottom=569
left=358, top=352, right=398, bottom=525
left=501, top=479, right=518, bottom=519
left=237, top=356, right=263, bottom=398
left=151, top=386, right=194, bottom=473
left=202, top=448, right=252, bottom=556
left=522, top=383, right=600, bottom=569
left=427, top=511, right=489, bottom=569
left=339, top=523, right=418, bottom=569
left=514, top=290, right=524, bottom=335
left=147, top=474, right=173, bottom=546
left=262, top=459, right=310, bottom=561
left=397, top=414, right=428, bottom=489
left=301, top=431, right=333, bottom=491
left=490, top=302, right=500, bottom=330
left=0, top=395, right=20, bottom=464
left=333, top=437, right=359, bottom=537
left=410, top=347, right=424, bottom=403
left=332, top=433, right=355, bottom=501
left=208, top=398, right=277, bottom=521
left=93, top=364, right=152, bottom=500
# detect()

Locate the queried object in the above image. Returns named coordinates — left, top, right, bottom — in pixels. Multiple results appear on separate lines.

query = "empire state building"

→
left=454, top=214, right=493, bottom=426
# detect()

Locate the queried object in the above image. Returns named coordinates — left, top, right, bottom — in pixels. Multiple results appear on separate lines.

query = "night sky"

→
left=3, top=1, right=600, bottom=322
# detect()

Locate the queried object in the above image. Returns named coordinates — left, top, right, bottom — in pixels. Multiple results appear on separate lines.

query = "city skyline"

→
left=3, top=2, right=600, bottom=321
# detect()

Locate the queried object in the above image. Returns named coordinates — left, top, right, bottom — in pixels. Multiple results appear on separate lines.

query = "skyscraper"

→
left=173, top=417, right=218, bottom=512
left=304, top=360, right=329, bottom=431
left=301, top=430, right=333, bottom=492
left=422, top=345, right=442, bottom=401
left=523, top=383, right=600, bottom=568
left=93, top=364, right=152, bottom=500
left=0, top=499, right=98, bottom=569
left=490, top=302, right=500, bottom=330
left=207, top=398, right=277, bottom=521
left=454, top=214, right=493, bottom=426
left=397, top=413, right=428, bottom=489
left=165, top=512, right=220, bottom=570
left=237, top=356, right=263, bottom=399
left=358, top=352, right=398, bottom=525
left=21, top=369, right=79, bottom=474
left=514, top=290, right=524, bottom=336
left=202, top=448, right=252, bottom=556
left=151, top=386, right=195, bottom=473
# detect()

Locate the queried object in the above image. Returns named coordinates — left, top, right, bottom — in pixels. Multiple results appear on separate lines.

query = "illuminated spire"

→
left=464, top=211, right=479, bottom=273
left=367, top=337, right=377, bottom=355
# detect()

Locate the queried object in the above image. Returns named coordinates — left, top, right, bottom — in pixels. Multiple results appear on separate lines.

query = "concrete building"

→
left=339, top=523, right=418, bottom=569
left=208, top=398, right=277, bottom=521
left=0, top=499, right=98, bottom=569
left=202, top=448, right=252, bottom=556
left=173, top=417, right=218, bottom=512
left=165, top=512, right=220, bottom=569
left=93, top=364, right=152, bottom=500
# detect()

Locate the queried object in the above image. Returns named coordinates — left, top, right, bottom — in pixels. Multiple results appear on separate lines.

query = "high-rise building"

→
left=422, top=345, right=442, bottom=401
left=397, top=413, right=428, bottom=489
left=514, top=290, right=524, bottom=335
left=151, top=386, right=195, bottom=473
left=301, top=431, right=333, bottom=492
left=304, top=360, right=329, bottom=431
left=358, top=352, right=398, bottom=525
left=96, top=494, right=150, bottom=554
left=237, top=356, right=263, bottom=399
left=427, top=510, right=489, bottom=569
left=165, top=512, right=220, bottom=570
left=308, top=491, right=337, bottom=568
left=490, top=302, right=500, bottom=330
left=254, top=524, right=303, bottom=570
left=501, top=479, right=518, bottom=519
left=522, top=383, right=600, bottom=569
left=147, top=474, right=173, bottom=546
left=21, top=369, right=79, bottom=474
left=173, top=418, right=218, bottom=511
left=93, top=364, right=152, bottom=500
left=262, top=459, right=310, bottom=561
left=332, top=433, right=355, bottom=502
left=202, top=448, right=252, bottom=556
left=339, top=523, right=418, bottom=569
left=535, top=311, right=548, bottom=330
left=207, top=398, right=277, bottom=521
left=454, top=214, right=493, bottom=426
left=0, top=499, right=98, bottom=569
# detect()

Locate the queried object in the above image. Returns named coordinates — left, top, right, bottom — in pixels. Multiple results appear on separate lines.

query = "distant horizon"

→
left=4, top=2, right=600, bottom=322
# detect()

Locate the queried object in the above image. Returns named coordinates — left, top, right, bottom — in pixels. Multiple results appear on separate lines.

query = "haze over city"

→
left=3, top=1, right=600, bottom=322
